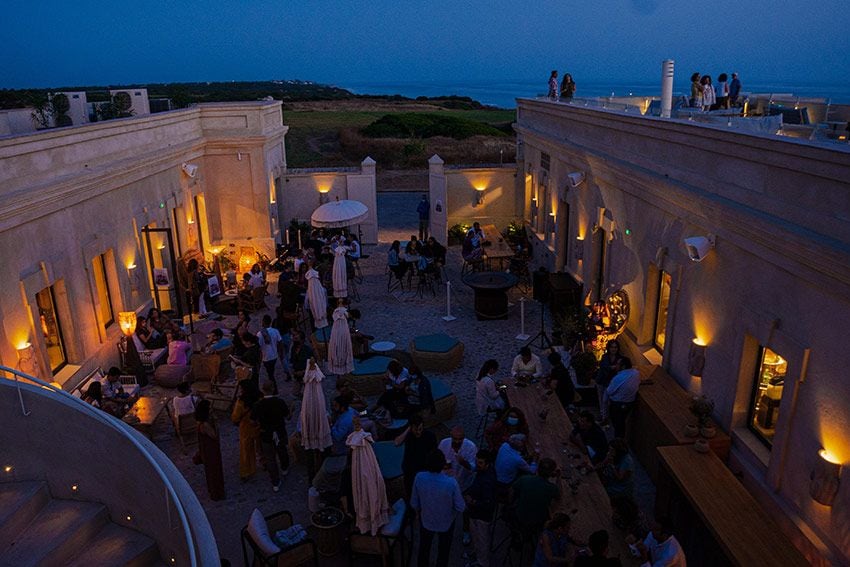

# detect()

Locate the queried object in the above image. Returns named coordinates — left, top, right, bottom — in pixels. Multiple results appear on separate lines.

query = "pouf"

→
left=409, top=334, right=464, bottom=372
left=342, top=356, right=395, bottom=397
left=154, top=364, right=191, bottom=388
left=424, top=377, right=457, bottom=427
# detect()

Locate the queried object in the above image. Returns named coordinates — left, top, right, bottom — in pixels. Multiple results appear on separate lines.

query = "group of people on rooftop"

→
left=690, top=71, right=743, bottom=110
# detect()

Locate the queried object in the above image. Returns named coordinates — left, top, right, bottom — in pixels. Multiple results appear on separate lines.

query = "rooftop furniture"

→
left=166, top=402, right=198, bottom=453
left=342, top=356, right=395, bottom=397
left=656, top=445, right=807, bottom=566
left=121, top=396, right=167, bottom=439
left=628, top=365, right=730, bottom=483
left=241, top=509, right=318, bottom=567
left=409, top=334, right=464, bottom=372
left=349, top=498, right=412, bottom=567
left=239, top=283, right=268, bottom=313
left=153, top=364, right=191, bottom=389
left=373, top=441, right=405, bottom=505
left=71, top=367, right=140, bottom=401
left=423, top=377, right=456, bottom=428
left=462, top=271, right=518, bottom=320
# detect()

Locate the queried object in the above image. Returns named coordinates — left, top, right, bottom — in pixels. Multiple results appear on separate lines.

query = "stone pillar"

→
left=428, top=155, right=448, bottom=244
left=346, top=157, right=378, bottom=244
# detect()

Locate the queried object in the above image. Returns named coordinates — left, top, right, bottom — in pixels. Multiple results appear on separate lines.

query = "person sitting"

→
left=330, top=396, right=357, bottom=456
left=632, top=517, right=686, bottom=567
left=494, top=434, right=536, bottom=486
left=512, top=457, right=560, bottom=536
left=102, top=366, right=136, bottom=404
left=467, top=222, right=486, bottom=247
left=427, top=236, right=447, bottom=266
left=574, top=530, right=623, bottom=566
left=387, top=240, right=408, bottom=281
left=385, top=360, right=410, bottom=390
left=347, top=308, right=374, bottom=358
left=203, top=328, right=233, bottom=354
left=598, top=438, right=634, bottom=500
left=134, top=316, right=165, bottom=349
left=570, top=410, right=609, bottom=465
left=547, top=351, right=576, bottom=408
left=405, top=234, right=421, bottom=257
left=84, top=381, right=108, bottom=411
left=407, top=365, right=436, bottom=415
left=172, top=381, right=201, bottom=416
left=475, top=359, right=506, bottom=417
left=533, top=513, right=574, bottom=567
left=462, top=232, right=483, bottom=262
left=511, top=346, right=543, bottom=380
left=348, top=234, right=362, bottom=260
left=167, top=331, right=192, bottom=366
left=485, top=407, right=530, bottom=451
left=374, top=382, right=413, bottom=422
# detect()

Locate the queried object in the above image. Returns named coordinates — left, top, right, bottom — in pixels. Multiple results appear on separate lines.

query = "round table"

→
left=462, top=271, right=519, bottom=320
left=371, top=341, right=397, bottom=353
left=311, top=507, right=345, bottom=556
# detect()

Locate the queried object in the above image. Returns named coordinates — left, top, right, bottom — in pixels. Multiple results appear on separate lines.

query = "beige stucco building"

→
left=516, top=97, right=850, bottom=564
left=0, top=101, right=287, bottom=388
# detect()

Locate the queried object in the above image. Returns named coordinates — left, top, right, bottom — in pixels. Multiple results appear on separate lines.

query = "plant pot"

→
left=693, top=439, right=710, bottom=453
left=684, top=424, right=700, bottom=437
left=700, top=425, right=717, bottom=439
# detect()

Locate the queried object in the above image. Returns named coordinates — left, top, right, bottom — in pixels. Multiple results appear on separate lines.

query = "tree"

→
left=30, top=92, right=52, bottom=129
left=96, top=92, right=135, bottom=121
left=51, top=93, right=72, bottom=127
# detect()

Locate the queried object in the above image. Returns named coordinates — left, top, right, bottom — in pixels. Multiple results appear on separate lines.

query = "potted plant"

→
left=689, top=395, right=717, bottom=438
left=447, top=223, right=470, bottom=245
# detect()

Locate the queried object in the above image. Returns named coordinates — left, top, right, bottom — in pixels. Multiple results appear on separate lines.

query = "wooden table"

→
left=506, top=379, right=631, bottom=561
left=656, top=446, right=807, bottom=567
left=629, top=366, right=730, bottom=483
left=482, top=241, right=515, bottom=271
left=123, top=396, right=167, bottom=438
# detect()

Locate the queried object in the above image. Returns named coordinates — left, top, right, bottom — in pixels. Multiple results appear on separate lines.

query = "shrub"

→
left=361, top=113, right=507, bottom=140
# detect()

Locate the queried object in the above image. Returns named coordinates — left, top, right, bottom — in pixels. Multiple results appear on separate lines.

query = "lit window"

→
left=654, top=271, right=672, bottom=351
left=35, top=286, right=67, bottom=374
left=92, top=253, right=114, bottom=328
left=748, top=347, right=786, bottom=447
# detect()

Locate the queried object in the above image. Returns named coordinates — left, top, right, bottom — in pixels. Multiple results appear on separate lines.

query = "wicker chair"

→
left=341, top=356, right=396, bottom=397
left=409, top=334, right=464, bottom=372
left=349, top=498, right=412, bottom=567
left=423, top=377, right=457, bottom=428
left=239, top=283, right=268, bottom=313
left=241, top=510, right=318, bottom=567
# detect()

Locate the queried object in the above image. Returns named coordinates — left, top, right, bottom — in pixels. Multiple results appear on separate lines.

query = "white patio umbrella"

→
left=310, top=199, right=368, bottom=228
left=327, top=306, right=354, bottom=375
left=346, top=424, right=389, bottom=535
left=332, top=245, right=348, bottom=298
left=300, top=359, right=332, bottom=451
left=305, top=268, right=328, bottom=328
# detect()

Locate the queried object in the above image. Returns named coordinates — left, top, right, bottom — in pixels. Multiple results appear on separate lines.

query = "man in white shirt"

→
left=603, top=357, right=641, bottom=438
left=437, top=425, right=477, bottom=546
left=511, top=346, right=543, bottom=379
left=257, top=315, right=283, bottom=392
left=637, top=517, right=687, bottom=567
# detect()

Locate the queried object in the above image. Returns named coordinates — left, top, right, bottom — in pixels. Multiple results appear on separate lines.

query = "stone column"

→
left=428, top=155, right=448, bottom=244
left=346, top=157, right=378, bottom=244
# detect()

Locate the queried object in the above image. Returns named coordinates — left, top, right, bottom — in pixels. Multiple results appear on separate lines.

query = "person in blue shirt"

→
left=416, top=194, right=430, bottom=240
left=495, top=434, right=537, bottom=485
left=411, top=450, right=465, bottom=567
left=203, top=328, right=233, bottom=354
left=729, top=73, right=742, bottom=106
left=330, top=396, right=357, bottom=456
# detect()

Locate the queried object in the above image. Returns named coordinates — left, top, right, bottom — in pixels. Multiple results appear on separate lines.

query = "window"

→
left=748, top=347, right=787, bottom=447
left=92, top=253, right=114, bottom=328
left=654, top=271, right=672, bottom=351
left=35, top=286, right=67, bottom=374
left=540, top=152, right=550, bottom=172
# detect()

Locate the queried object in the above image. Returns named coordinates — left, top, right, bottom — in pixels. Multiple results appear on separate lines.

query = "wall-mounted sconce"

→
left=317, top=186, right=331, bottom=205
left=574, top=236, right=584, bottom=260
left=688, top=339, right=707, bottom=376
left=126, top=263, right=139, bottom=293
left=181, top=163, right=198, bottom=178
left=474, top=187, right=486, bottom=207
left=16, top=342, right=40, bottom=378
left=810, top=449, right=841, bottom=506
left=567, top=171, right=586, bottom=188
left=684, top=235, right=716, bottom=263
left=118, top=312, right=137, bottom=338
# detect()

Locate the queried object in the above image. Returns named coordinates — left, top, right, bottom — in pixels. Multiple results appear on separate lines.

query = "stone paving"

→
left=146, top=191, right=654, bottom=566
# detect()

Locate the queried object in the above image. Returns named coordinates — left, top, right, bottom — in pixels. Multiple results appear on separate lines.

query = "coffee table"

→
left=123, top=396, right=168, bottom=439
left=370, top=341, right=396, bottom=353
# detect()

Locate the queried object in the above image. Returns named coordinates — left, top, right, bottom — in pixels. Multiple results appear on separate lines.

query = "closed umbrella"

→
left=300, top=360, right=332, bottom=451
left=327, top=306, right=354, bottom=375
left=332, top=246, right=348, bottom=298
left=311, top=199, right=368, bottom=228
left=347, top=424, right=389, bottom=535
left=305, top=268, right=328, bottom=329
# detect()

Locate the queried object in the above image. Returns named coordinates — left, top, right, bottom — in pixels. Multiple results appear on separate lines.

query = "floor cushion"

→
left=351, top=356, right=393, bottom=376
left=413, top=333, right=459, bottom=353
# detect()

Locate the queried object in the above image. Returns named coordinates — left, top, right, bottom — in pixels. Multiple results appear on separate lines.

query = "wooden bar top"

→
left=657, top=445, right=807, bottom=567
left=506, top=379, right=632, bottom=562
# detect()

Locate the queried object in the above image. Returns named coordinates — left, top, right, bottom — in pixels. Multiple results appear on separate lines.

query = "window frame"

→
left=653, top=270, right=672, bottom=352
left=747, top=346, right=786, bottom=449
left=92, top=252, right=115, bottom=328
left=36, top=285, right=68, bottom=374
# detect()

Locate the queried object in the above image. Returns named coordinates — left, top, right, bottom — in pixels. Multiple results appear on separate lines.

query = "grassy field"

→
left=284, top=107, right=516, bottom=168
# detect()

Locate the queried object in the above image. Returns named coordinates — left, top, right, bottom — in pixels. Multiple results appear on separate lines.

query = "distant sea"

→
left=340, top=79, right=850, bottom=109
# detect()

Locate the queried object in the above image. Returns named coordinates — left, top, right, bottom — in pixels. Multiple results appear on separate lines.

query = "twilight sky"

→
left=1, top=0, right=848, bottom=88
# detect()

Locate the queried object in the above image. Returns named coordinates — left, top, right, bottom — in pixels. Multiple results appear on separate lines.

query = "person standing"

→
left=194, top=399, right=225, bottom=501
left=560, top=73, right=576, bottom=102
left=465, top=449, right=497, bottom=567
left=438, top=425, right=477, bottom=547
left=715, top=73, right=730, bottom=109
left=257, top=315, right=283, bottom=394
left=251, top=381, right=291, bottom=492
left=417, top=195, right=430, bottom=241
left=689, top=72, right=703, bottom=108
left=700, top=75, right=715, bottom=111
left=548, top=70, right=559, bottom=100
left=512, top=457, right=560, bottom=535
left=603, top=358, right=641, bottom=439
left=729, top=72, right=742, bottom=106
left=547, top=351, right=575, bottom=409
left=231, top=379, right=261, bottom=482
left=289, top=329, right=313, bottom=397
left=411, top=450, right=466, bottom=567
left=395, top=414, right=438, bottom=497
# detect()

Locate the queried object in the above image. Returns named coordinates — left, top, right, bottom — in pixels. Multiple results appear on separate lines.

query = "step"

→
left=0, top=481, right=50, bottom=551
left=65, top=523, right=160, bottom=567
left=0, top=499, right=108, bottom=567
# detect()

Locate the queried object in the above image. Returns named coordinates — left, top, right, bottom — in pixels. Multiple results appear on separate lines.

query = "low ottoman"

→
left=409, top=334, right=464, bottom=372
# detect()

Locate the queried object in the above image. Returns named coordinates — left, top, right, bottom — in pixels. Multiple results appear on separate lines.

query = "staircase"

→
left=0, top=481, right=163, bottom=567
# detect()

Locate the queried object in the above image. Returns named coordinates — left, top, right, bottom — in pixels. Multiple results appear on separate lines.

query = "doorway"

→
left=141, top=225, right=184, bottom=318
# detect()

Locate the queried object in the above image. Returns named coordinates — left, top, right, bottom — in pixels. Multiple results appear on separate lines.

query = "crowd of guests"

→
left=690, top=71, right=743, bottom=110
left=387, top=233, right=447, bottom=285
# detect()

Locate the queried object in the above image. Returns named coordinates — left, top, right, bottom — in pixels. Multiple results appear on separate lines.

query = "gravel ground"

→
left=144, top=192, right=654, bottom=566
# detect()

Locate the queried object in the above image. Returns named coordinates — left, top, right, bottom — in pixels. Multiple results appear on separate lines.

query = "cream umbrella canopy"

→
left=305, top=268, right=328, bottom=329
left=300, top=359, right=332, bottom=451
left=332, top=245, right=348, bottom=298
left=310, top=199, right=368, bottom=228
left=346, top=422, right=389, bottom=536
left=327, top=306, right=354, bottom=375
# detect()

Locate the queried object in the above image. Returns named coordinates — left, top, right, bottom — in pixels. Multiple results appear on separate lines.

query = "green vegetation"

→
left=361, top=113, right=508, bottom=140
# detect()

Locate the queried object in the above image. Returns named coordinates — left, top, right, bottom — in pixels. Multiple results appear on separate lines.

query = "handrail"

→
left=0, top=365, right=198, bottom=567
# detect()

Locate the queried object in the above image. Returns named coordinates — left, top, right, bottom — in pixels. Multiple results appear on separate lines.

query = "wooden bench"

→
left=656, top=445, right=807, bottom=566
left=71, top=367, right=140, bottom=400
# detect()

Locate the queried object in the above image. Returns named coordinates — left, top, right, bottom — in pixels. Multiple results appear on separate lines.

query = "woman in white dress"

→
left=701, top=75, right=716, bottom=111
left=327, top=303, right=354, bottom=375
left=305, top=266, right=329, bottom=329
left=332, top=245, right=349, bottom=298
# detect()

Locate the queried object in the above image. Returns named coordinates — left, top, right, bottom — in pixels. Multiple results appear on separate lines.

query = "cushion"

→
left=247, top=509, right=281, bottom=556
left=313, top=327, right=331, bottom=344
left=352, top=356, right=393, bottom=376
left=372, top=441, right=403, bottom=479
left=380, top=499, right=407, bottom=537
left=430, top=377, right=451, bottom=401
left=413, top=333, right=459, bottom=353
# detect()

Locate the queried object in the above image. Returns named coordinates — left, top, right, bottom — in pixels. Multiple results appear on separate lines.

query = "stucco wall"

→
left=445, top=165, right=519, bottom=232
left=517, top=98, right=850, bottom=564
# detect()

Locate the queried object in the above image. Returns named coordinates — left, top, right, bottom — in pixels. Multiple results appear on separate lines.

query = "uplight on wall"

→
left=810, top=449, right=841, bottom=506
left=688, top=338, right=707, bottom=376
left=126, top=263, right=139, bottom=293
left=16, top=342, right=40, bottom=378
left=474, top=186, right=486, bottom=206
left=318, top=187, right=331, bottom=205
